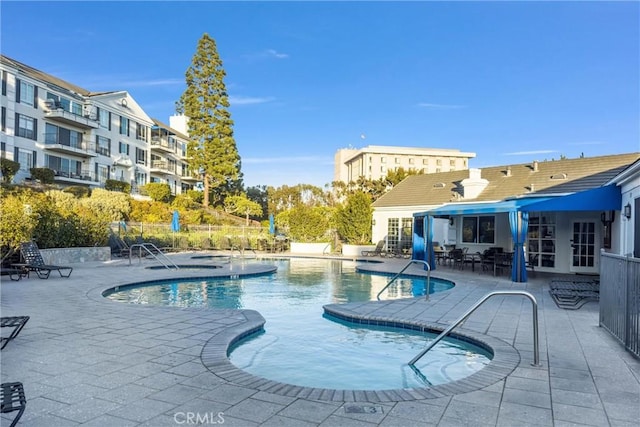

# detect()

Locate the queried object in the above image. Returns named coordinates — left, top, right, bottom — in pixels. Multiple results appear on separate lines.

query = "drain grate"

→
left=344, top=405, right=384, bottom=414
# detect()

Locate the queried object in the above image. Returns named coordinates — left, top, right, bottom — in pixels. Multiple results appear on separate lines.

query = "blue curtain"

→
left=426, top=215, right=436, bottom=270
left=509, top=210, right=529, bottom=282
left=412, top=216, right=425, bottom=261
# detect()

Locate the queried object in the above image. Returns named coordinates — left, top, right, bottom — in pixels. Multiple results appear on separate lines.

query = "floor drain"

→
left=344, top=405, right=384, bottom=414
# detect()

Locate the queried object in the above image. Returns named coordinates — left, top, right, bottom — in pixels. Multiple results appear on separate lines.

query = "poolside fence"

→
left=111, top=222, right=282, bottom=252
left=599, top=251, right=640, bottom=359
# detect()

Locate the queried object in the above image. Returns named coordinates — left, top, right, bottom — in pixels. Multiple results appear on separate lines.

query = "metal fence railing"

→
left=599, top=251, right=640, bottom=358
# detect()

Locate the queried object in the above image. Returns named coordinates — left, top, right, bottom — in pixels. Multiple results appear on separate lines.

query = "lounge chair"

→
left=1, top=316, right=29, bottom=350
left=362, top=240, right=386, bottom=257
left=18, top=241, right=73, bottom=279
left=108, top=231, right=130, bottom=257
left=1, top=382, right=26, bottom=427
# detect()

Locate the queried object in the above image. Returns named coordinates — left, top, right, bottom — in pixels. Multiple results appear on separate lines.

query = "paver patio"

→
left=1, top=252, right=638, bottom=426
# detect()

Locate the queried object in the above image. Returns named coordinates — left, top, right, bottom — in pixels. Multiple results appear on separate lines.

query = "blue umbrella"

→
left=171, top=210, right=180, bottom=232
left=268, top=213, right=275, bottom=235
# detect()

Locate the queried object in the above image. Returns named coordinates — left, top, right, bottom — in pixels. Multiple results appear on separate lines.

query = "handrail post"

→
left=409, top=290, right=539, bottom=366
left=377, top=260, right=431, bottom=301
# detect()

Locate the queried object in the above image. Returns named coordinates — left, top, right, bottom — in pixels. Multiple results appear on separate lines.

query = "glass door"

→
left=570, top=221, right=597, bottom=273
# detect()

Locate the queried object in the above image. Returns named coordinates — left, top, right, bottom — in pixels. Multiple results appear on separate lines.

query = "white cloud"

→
left=266, top=49, right=289, bottom=59
left=242, top=49, right=290, bottom=61
left=229, top=96, right=275, bottom=105
left=417, top=102, right=466, bottom=110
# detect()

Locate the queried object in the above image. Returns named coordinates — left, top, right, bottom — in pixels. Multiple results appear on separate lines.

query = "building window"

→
left=462, top=216, right=495, bottom=244
left=16, top=113, right=37, bottom=140
left=395, top=157, right=400, bottom=164
left=119, top=141, right=129, bottom=155
left=97, top=164, right=109, bottom=184
left=1, top=106, right=5, bottom=132
left=381, top=166, right=386, bottom=173
left=96, top=136, right=110, bottom=156
left=450, top=159, right=456, bottom=167
left=463, top=160, right=467, bottom=167
left=120, top=116, right=129, bottom=136
left=381, top=157, right=386, bottom=163
left=408, top=158, right=414, bottom=165
left=422, top=159, right=429, bottom=165
left=135, top=147, right=147, bottom=166
left=45, top=154, right=82, bottom=178
left=44, top=123, right=83, bottom=149
left=136, top=122, right=147, bottom=141
left=1, top=71, right=6, bottom=96
left=17, top=148, right=34, bottom=171
left=18, top=80, right=35, bottom=107
left=436, top=158, right=442, bottom=166
left=135, top=171, right=147, bottom=187
left=98, top=108, right=110, bottom=130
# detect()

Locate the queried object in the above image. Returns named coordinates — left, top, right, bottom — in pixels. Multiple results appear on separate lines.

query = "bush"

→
left=63, top=185, right=91, bottom=198
left=82, top=188, right=131, bottom=222
left=285, top=204, right=334, bottom=243
left=0, top=158, right=20, bottom=183
left=186, top=190, right=203, bottom=203
left=29, top=167, right=55, bottom=184
left=335, top=191, right=372, bottom=244
left=104, top=179, right=131, bottom=193
left=144, top=182, right=172, bottom=202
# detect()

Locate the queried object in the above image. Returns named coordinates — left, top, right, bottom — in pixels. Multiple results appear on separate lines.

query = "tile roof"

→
left=373, top=152, right=640, bottom=208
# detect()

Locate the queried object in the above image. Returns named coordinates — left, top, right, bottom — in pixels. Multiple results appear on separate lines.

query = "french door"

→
left=570, top=221, right=598, bottom=273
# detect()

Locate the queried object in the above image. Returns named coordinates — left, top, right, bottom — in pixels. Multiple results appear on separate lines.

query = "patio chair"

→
left=1, top=316, right=29, bottom=350
left=1, top=382, right=26, bottom=427
left=362, top=240, right=386, bottom=257
left=18, top=241, right=73, bottom=279
left=108, top=231, right=130, bottom=257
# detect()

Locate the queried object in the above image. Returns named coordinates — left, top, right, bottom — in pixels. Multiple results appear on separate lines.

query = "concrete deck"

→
left=1, top=252, right=639, bottom=426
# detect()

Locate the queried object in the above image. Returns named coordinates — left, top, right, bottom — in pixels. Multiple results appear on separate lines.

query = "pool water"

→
left=106, top=258, right=491, bottom=390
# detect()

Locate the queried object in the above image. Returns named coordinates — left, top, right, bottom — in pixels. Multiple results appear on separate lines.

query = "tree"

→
left=177, top=33, right=240, bottom=207
left=335, top=191, right=373, bottom=244
left=143, top=182, right=172, bottom=203
left=224, top=194, right=263, bottom=226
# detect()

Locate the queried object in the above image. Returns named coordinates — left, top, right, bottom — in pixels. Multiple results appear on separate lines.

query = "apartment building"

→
left=0, top=55, right=193, bottom=195
left=334, top=145, right=476, bottom=183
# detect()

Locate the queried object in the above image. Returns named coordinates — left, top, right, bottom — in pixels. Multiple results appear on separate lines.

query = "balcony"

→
left=150, top=137, right=177, bottom=154
left=43, top=137, right=97, bottom=158
left=44, top=107, right=99, bottom=130
left=51, top=169, right=95, bottom=184
left=150, top=160, right=177, bottom=175
left=181, top=172, right=201, bottom=182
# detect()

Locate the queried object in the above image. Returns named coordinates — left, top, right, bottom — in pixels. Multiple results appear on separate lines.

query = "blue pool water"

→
left=105, top=258, right=491, bottom=390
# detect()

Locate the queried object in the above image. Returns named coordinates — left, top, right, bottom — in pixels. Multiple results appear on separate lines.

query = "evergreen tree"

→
left=177, top=33, right=240, bottom=207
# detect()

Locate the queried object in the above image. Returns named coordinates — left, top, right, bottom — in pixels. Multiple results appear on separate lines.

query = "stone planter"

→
left=289, top=242, right=331, bottom=255
left=40, top=246, right=111, bottom=265
left=342, top=244, right=375, bottom=257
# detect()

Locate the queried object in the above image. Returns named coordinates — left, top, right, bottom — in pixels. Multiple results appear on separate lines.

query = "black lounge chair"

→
left=1, top=316, right=29, bottom=350
left=18, top=241, right=73, bottom=279
left=1, top=382, right=26, bottom=427
left=0, top=267, right=24, bottom=281
left=362, top=240, right=386, bottom=257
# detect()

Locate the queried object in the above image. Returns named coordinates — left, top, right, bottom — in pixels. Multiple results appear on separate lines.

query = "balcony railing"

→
left=150, top=137, right=177, bottom=154
left=43, top=134, right=97, bottom=158
left=44, top=108, right=99, bottom=130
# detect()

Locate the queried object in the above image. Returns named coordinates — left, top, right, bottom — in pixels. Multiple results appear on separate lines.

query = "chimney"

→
left=460, top=168, right=489, bottom=199
left=530, top=183, right=535, bottom=192
left=532, top=160, right=539, bottom=172
left=505, top=166, right=512, bottom=177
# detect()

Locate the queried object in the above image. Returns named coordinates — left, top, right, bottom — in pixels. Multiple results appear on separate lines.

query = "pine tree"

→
left=177, top=33, right=240, bottom=207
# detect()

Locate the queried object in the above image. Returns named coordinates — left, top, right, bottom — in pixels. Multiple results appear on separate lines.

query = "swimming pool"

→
left=105, top=258, right=492, bottom=390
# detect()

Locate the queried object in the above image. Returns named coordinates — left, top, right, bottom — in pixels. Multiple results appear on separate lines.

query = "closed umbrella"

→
left=269, top=213, right=275, bottom=235
left=171, top=210, right=180, bottom=248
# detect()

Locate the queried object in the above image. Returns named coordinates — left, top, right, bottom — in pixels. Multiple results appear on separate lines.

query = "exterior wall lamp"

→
left=624, top=203, right=632, bottom=219
left=449, top=217, right=455, bottom=226
left=601, top=210, right=615, bottom=249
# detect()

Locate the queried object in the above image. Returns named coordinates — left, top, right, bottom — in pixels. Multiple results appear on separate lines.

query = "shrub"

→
left=63, top=185, right=90, bottom=198
left=0, top=158, right=20, bottom=183
left=105, top=179, right=131, bottom=193
left=82, top=188, right=131, bottom=222
left=285, top=204, right=333, bottom=243
left=144, top=182, right=172, bottom=202
left=0, top=188, right=39, bottom=253
left=335, top=191, right=372, bottom=245
left=29, top=167, right=55, bottom=184
left=186, top=189, right=203, bottom=203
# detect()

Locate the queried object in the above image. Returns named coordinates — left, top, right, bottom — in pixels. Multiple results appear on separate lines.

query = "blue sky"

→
left=2, top=1, right=639, bottom=188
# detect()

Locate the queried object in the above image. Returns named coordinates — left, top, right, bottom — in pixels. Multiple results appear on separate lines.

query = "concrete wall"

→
left=40, top=247, right=111, bottom=265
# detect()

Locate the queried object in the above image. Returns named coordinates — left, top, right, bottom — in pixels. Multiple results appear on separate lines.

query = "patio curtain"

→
left=509, top=210, right=529, bottom=282
left=426, top=215, right=436, bottom=270
left=412, top=215, right=425, bottom=261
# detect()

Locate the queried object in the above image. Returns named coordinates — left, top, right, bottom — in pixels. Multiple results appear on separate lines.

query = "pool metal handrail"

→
left=376, top=260, right=431, bottom=301
left=128, top=243, right=179, bottom=270
left=409, top=290, right=539, bottom=366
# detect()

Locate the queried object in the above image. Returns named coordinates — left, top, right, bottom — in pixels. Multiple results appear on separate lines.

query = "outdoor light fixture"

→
left=600, top=210, right=615, bottom=225
left=449, top=217, right=455, bottom=226
left=601, top=210, right=615, bottom=249
left=624, top=203, right=632, bottom=219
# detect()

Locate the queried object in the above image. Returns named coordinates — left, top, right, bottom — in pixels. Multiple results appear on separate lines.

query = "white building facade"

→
left=0, top=55, right=193, bottom=195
